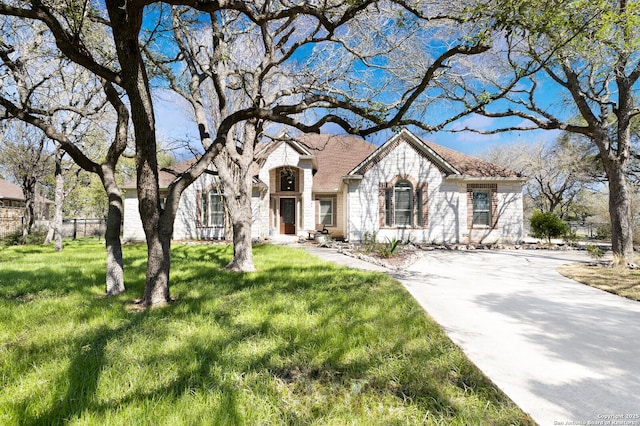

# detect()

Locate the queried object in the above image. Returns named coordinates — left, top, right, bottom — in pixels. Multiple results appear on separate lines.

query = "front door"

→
left=280, top=198, right=296, bottom=235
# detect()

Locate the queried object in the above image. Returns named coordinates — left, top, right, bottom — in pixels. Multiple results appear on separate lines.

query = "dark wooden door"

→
left=280, top=198, right=296, bottom=235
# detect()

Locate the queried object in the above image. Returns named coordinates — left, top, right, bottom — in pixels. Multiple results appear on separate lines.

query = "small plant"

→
left=563, top=228, right=579, bottom=246
left=360, top=231, right=378, bottom=254
left=585, top=244, right=605, bottom=260
left=530, top=210, right=568, bottom=243
left=378, top=237, right=400, bottom=258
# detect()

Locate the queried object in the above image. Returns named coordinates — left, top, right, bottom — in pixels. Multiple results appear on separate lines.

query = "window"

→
left=200, top=189, right=224, bottom=227
left=472, top=190, right=491, bottom=226
left=209, top=190, right=224, bottom=227
left=280, top=168, right=297, bottom=192
left=319, top=198, right=333, bottom=226
left=379, top=179, right=427, bottom=228
left=394, top=180, right=413, bottom=227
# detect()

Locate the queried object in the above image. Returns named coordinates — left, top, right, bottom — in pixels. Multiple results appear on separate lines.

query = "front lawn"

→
left=0, top=240, right=533, bottom=425
left=558, top=262, right=640, bottom=302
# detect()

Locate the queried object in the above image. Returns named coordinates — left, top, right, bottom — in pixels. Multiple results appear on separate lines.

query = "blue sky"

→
left=154, top=92, right=561, bottom=160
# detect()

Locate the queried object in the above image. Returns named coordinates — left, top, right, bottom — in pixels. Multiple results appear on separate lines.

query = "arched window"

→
left=394, top=180, right=413, bottom=227
left=380, top=179, right=427, bottom=228
left=279, top=168, right=297, bottom=192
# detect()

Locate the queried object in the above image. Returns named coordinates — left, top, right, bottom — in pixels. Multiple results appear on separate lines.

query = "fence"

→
left=0, top=217, right=22, bottom=239
left=61, top=218, right=106, bottom=239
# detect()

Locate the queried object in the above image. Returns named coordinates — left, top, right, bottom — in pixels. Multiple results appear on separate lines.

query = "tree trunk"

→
left=214, top=143, right=257, bottom=273
left=141, top=215, right=173, bottom=306
left=106, top=0, right=170, bottom=307
left=45, top=148, right=65, bottom=250
left=225, top=214, right=256, bottom=272
left=52, top=161, right=64, bottom=251
left=607, top=162, right=635, bottom=265
left=102, top=166, right=125, bottom=296
left=21, top=180, right=35, bottom=237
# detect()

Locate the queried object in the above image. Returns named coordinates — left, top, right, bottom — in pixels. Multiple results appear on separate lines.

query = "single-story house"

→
left=0, top=178, right=27, bottom=209
left=123, top=128, right=525, bottom=244
left=0, top=178, right=52, bottom=237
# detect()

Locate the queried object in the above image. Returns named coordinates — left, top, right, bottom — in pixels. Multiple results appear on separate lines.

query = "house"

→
left=0, top=178, right=26, bottom=209
left=0, top=178, right=53, bottom=237
left=123, top=129, right=525, bottom=244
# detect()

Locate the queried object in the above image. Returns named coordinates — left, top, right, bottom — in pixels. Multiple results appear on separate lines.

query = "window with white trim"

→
left=319, top=198, right=333, bottom=226
left=200, top=189, right=224, bottom=227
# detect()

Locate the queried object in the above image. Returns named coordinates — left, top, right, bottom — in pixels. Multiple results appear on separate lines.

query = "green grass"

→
left=0, top=240, right=533, bottom=425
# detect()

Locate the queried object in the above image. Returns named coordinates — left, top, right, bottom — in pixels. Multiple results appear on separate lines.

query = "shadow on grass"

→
left=1, top=242, right=530, bottom=424
left=19, top=320, right=139, bottom=426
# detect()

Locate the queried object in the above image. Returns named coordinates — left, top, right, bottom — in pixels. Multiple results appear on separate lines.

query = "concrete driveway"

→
left=394, top=249, right=640, bottom=426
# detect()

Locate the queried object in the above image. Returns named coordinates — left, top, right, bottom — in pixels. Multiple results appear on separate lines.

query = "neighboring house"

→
left=0, top=178, right=26, bottom=209
left=0, top=178, right=52, bottom=237
left=123, top=128, right=526, bottom=244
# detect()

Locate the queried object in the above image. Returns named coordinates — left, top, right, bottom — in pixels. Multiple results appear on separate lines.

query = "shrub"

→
left=0, top=227, right=48, bottom=246
left=585, top=244, right=605, bottom=259
left=530, top=210, right=569, bottom=243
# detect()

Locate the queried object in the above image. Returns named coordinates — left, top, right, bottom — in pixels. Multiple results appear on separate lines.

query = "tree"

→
left=0, top=14, right=128, bottom=295
left=0, top=122, right=51, bottom=237
left=0, top=1, right=505, bottom=306
left=146, top=2, right=501, bottom=273
left=460, top=0, right=640, bottom=265
left=530, top=210, right=568, bottom=243
left=44, top=146, right=73, bottom=251
left=484, top=135, right=595, bottom=219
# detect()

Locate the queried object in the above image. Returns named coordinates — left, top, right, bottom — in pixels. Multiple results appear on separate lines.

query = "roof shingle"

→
left=422, top=140, right=521, bottom=178
left=293, top=134, right=378, bottom=192
left=0, top=178, right=24, bottom=201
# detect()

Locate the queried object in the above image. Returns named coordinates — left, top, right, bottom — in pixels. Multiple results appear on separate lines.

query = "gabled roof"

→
left=293, top=133, right=378, bottom=192
left=122, top=158, right=202, bottom=189
left=0, top=178, right=24, bottom=201
left=255, top=138, right=313, bottom=161
left=124, top=129, right=520, bottom=192
left=350, top=128, right=521, bottom=179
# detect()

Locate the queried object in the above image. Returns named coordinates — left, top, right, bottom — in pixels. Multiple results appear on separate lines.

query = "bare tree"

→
left=457, top=0, right=640, bottom=264
left=484, top=136, right=595, bottom=220
left=0, top=0, right=505, bottom=306
left=0, top=123, right=50, bottom=237
left=146, top=2, right=499, bottom=273
left=0, top=14, right=127, bottom=295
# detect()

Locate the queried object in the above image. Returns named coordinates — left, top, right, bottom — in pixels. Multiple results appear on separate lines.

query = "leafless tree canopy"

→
left=0, top=0, right=511, bottom=305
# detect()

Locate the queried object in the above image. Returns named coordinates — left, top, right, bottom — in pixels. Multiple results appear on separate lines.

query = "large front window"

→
left=380, top=179, right=427, bottom=228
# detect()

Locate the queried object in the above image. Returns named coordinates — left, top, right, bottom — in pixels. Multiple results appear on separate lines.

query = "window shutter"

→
left=491, top=186, right=498, bottom=228
left=332, top=196, right=337, bottom=227
left=466, top=186, right=474, bottom=229
left=196, top=190, right=203, bottom=227
left=386, top=185, right=394, bottom=227
left=416, top=182, right=428, bottom=227
left=378, top=183, right=386, bottom=227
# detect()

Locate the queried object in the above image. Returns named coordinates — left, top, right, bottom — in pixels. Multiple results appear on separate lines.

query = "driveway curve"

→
left=395, top=249, right=640, bottom=426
